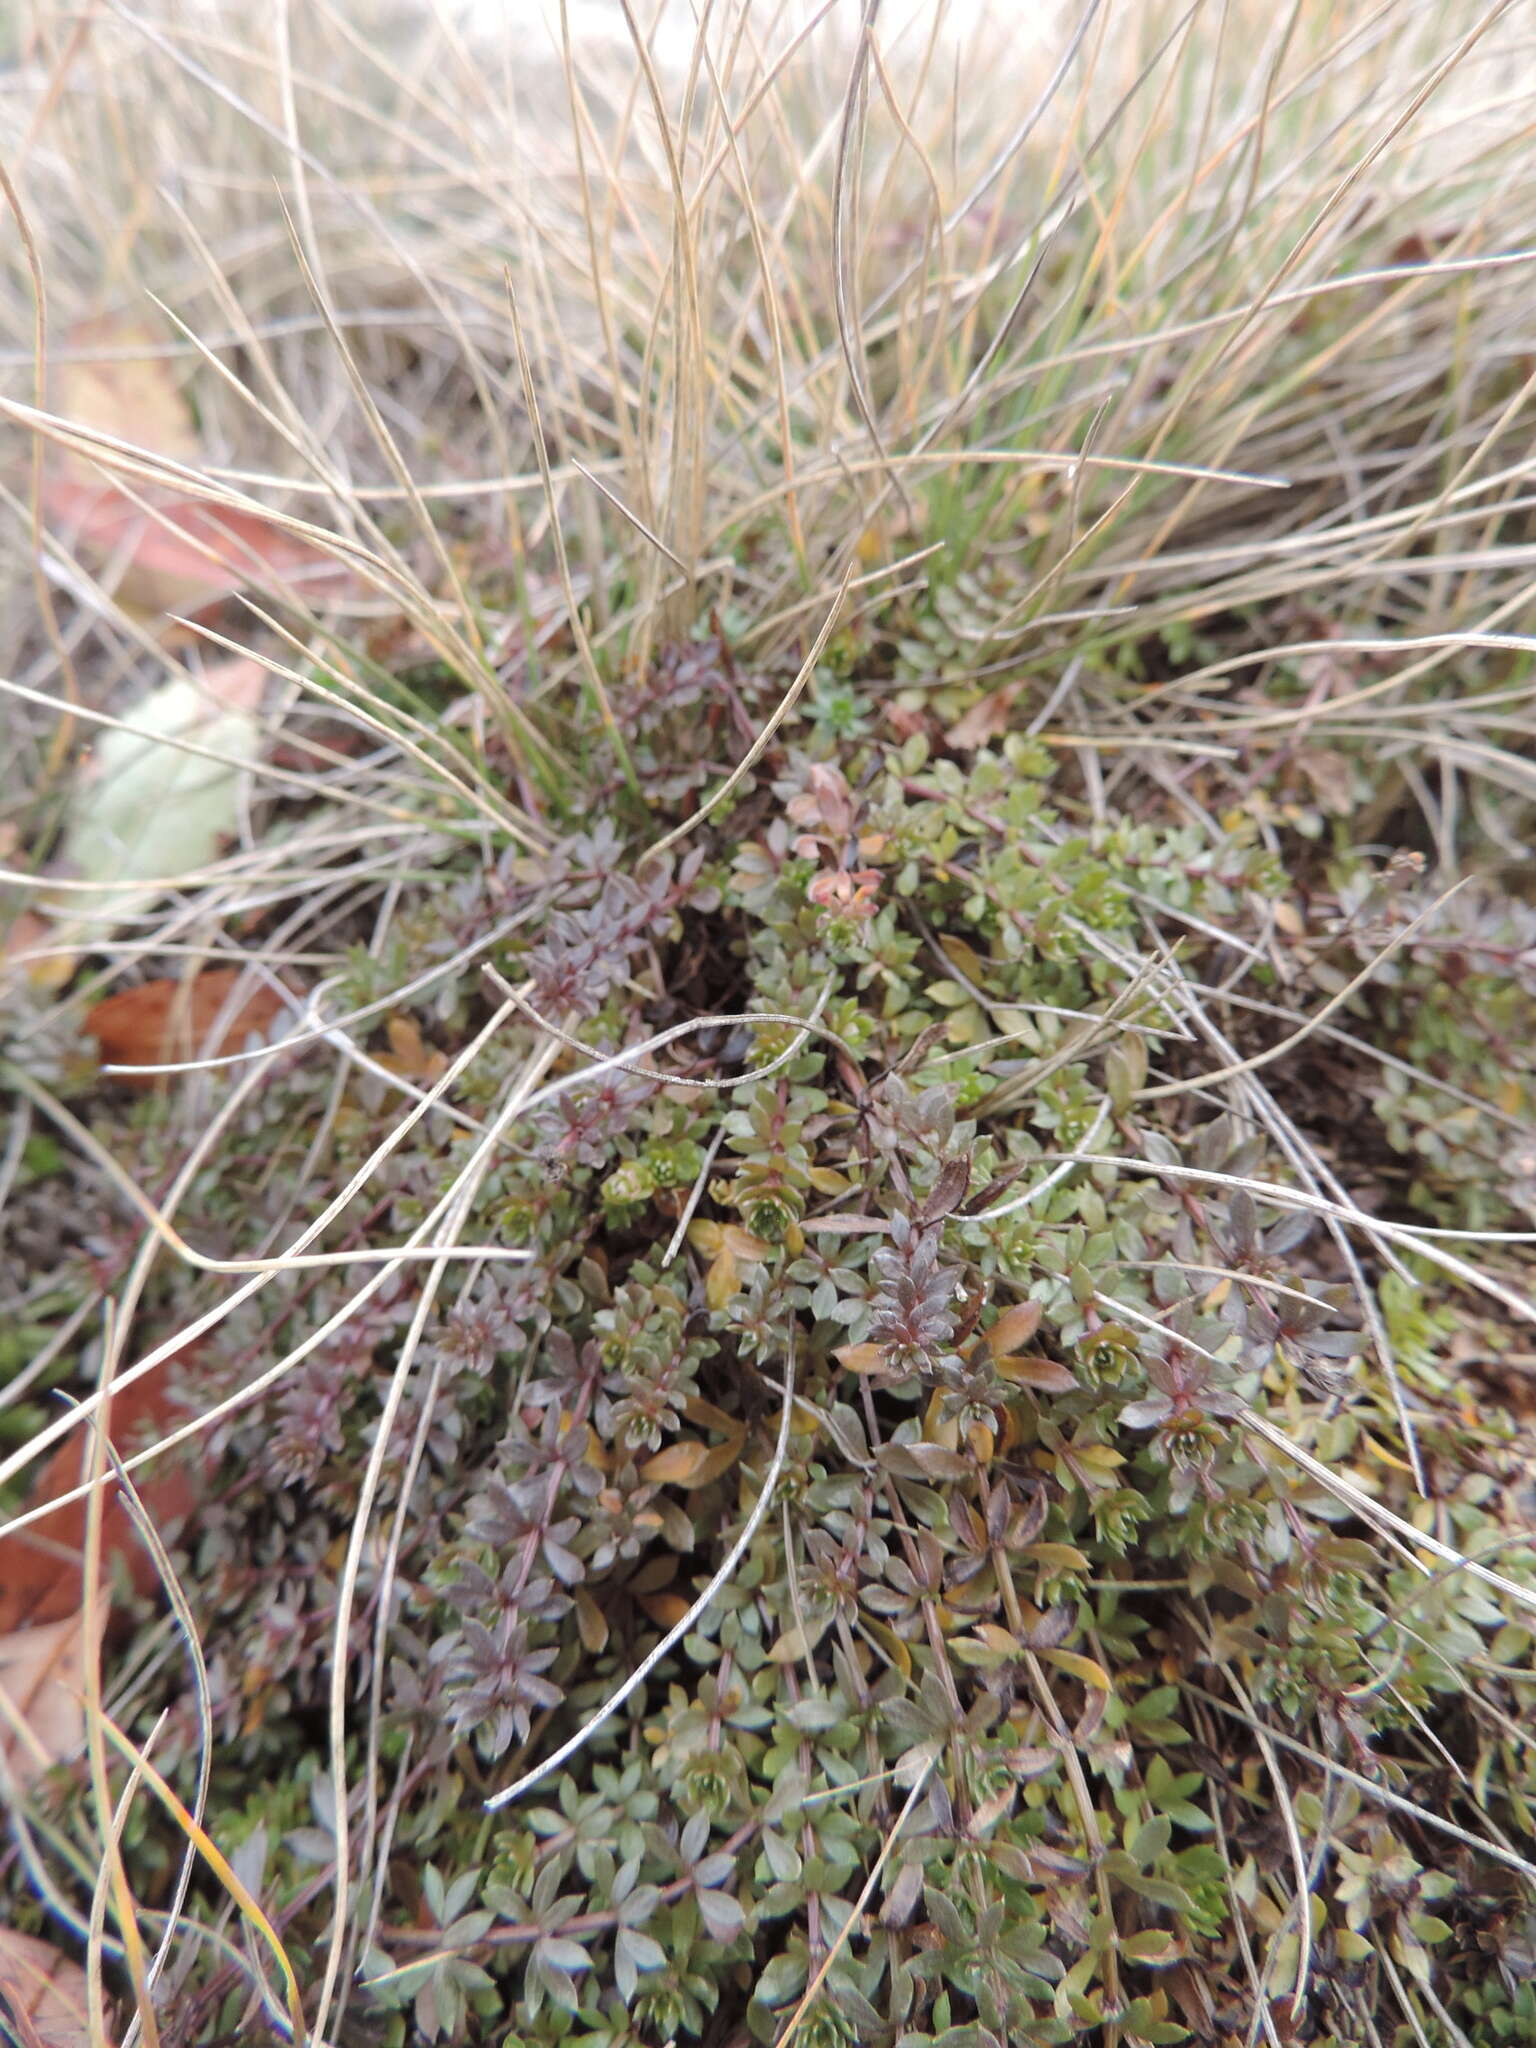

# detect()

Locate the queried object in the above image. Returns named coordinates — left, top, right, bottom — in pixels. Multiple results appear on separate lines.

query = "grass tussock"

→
left=2, top=2, right=1536, bottom=2045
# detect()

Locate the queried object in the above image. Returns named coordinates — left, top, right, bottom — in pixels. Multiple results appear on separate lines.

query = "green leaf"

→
left=1411, top=1914, right=1453, bottom=1946
left=535, top=1936, right=591, bottom=1976
left=699, top=1887, right=746, bottom=1940
left=783, top=1697, right=845, bottom=1733
left=1128, top=1816, right=1173, bottom=1866
left=754, top=1950, right=808, bottom=2007
left=48, top=665, right=263, bottom=946
left=616, top=1926, right=666, bottom=1973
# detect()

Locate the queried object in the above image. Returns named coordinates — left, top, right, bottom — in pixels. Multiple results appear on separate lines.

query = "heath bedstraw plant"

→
left=2, top=5, right=1536, bottom=2046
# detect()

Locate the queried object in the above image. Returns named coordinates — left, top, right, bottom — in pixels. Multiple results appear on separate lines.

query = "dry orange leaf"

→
left=984, top=1300, right=1043, bottom=1357
left=0, top=1924, right=110, bottom=2048
left=0, top=1356, right=197, bottom=1635
left=993, top=1354, right=1079, bottom=1394
left=83, top=969, right=292, bottom=1083
left=640, top=1427, right=745, bottom=1492
left=638, top=1593, right=691, bottom=1629
left=640, top=1440, right=712, bottom=1488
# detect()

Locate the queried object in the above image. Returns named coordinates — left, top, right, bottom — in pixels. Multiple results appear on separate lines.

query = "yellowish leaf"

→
left=628, top=1553, right=678, bottom=1596
left=1039, top=1647, right=1112, bottom=1690
left=643, top=1426, right=745, bottom=1491
left=705, top=1243, right=738, bottom=1312
left=1, top=911, right=68, bottom=994
left=685, top=1431, right=747, bottom=1491
left=922, top=1394, right=959, bottom=1451
left=1072, top=1443, right=1125, bottom=1474
left=833, top=1342, right=884, bottom=1375
left=937, top=934, right=989, bottom=981
left=682, top=1397, right=738, bottom=1435
left=974, top=1623, right=1021, bottom=1656
left=377, top=1014, right=448, bottom=1085
left=858, top=1614, right=913, bottom=1681
left=573, top=1586, right=608, bottom=1656
left=945, top=1003, right=986, bottom=1047
left=996, top=1406, right=1024, bottom=1461
left=1363, top=1434, right=1416, bottom=1474
left=952, top=1634, right=1013, bottom=1668
left=1025, top=1543, right=1090, bottom=1575
left=1121, top=1928, right=1182, bottom=1966
left=718, top=1225, right=771, bottom=1262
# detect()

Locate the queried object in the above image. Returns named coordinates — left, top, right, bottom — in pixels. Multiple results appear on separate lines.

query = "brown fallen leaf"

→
left=0, top=1923, right=109, bottom=2048
left=88, top=971, right=291, bottom=1069
left=1, top=910, right=64, bottom=993
left=82, top=968, right=293, bottom=1084
left=43, top=476, right=350, bottom=619
left=0, top=1356, right=198, bottom=1635
left=375, top=1013, right=449, bottom=1087
left=945, top=683, right=1021, bottom=751
left=47, top=314, right=350, bottom=622
left=58, top=318, right=201, bottom=469
left=0, top=1612, right=102, bottom=1794
left=1294, top=745, right=1357, bottom=817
